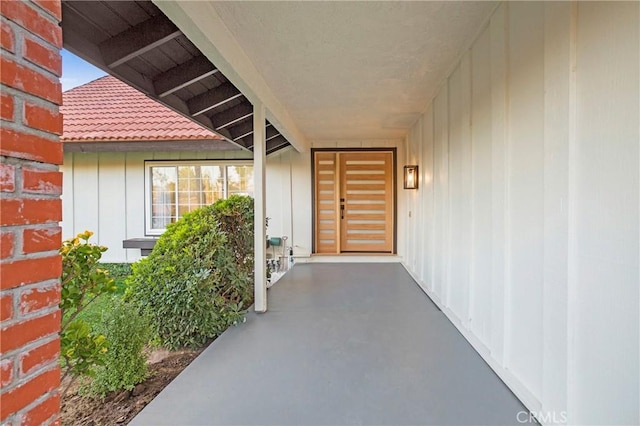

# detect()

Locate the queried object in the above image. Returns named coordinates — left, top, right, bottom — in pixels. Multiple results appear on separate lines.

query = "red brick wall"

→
left=0, top=1, right=63, bottom=424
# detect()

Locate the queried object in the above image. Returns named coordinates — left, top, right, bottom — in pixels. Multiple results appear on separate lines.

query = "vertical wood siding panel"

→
left=97, top=152, right=127, bottom=262
left=421, top=107, right=435, bottom=291
left=402, top=136, right=410, bottom=263
left=432, top=87, right=449, bottom=303
left=291, top=150, right=313, bottom=256
left=459, top=54, right=473, bottom=325
left=542, top=1, right=571, bottom=417
left=72, top=153, right=99, bottom=242
left=489, top=2, right=508, bottom=367
left=414, top=118, right=424, bottom=281
left=61, top=152, right=75, bottom=239
left=470, top=26, right=493, bottom=346
left=507, top=1, right=545, bottom=398
left=409, top=124, right=420, bottom=271
left=573, top=3, right=639, bottom=424
left=281, top=149, right=293, bottom=243
left=266, top=152, right=284, bottom=237
left=404, top=134, right=412, bottom=266
left=397, top=139, right=407, bottom=260
left=124, top=152, right=146, bottom=262
left=447, top=55, right=472, bottom=324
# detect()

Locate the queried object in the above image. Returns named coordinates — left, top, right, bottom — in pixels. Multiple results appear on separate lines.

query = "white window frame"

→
left=144, top=160, right=253, bottom=235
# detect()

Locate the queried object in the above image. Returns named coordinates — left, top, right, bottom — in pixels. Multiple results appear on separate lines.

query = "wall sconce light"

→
left=403, top=165, right=419, bottom=189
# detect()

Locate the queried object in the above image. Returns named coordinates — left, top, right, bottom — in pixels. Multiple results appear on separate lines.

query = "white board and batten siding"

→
left=61, top=150, right=252, bottom=263
left=401, top=3, right=639, bottom=425
left=62, top=143, right=402, bottom=264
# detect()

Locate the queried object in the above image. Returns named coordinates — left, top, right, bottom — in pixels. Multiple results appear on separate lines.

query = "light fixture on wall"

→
left=403, top=165, right=419, bottom=190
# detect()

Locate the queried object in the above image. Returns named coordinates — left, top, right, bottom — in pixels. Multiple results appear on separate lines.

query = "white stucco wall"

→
left=61, top=149, right=252, bottom=263
left=402, top=2, right=639, bottom=424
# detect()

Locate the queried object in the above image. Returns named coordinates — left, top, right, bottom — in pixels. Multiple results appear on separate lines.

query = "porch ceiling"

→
left=210, top=1, right=498, bottom=140
left=60, top=0, right=292, bottom=155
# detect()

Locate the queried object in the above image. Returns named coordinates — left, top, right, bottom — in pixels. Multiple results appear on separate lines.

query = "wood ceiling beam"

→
left=154, top=56, right=219, bottom=98
left=237, top=125, right=280, bottom=145
left=232, top=136, right=251, bottom=150
left=245, top=131, right=286, bottom=150
left=188, top=83, right=242, bottom=117
left=228, top=120, right=254, bottom=141
left=266, top=135, right=290, bottom=154
left=99, top=15, right=182, bottom=68
left=229, top=121, right=277, bottom=142
left=266, top=126, right=281, bottom=141
left=210, top=102, right=254, bottom=130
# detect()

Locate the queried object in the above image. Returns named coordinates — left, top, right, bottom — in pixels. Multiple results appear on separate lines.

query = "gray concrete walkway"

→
left=131, top=263, right=527, bottom=426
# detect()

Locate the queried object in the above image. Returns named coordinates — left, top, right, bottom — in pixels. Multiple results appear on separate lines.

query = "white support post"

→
left=253, top=102, right=267, bottom=313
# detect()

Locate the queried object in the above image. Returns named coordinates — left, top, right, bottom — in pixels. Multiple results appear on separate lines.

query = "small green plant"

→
left=59, top=231, right=117, bottom=393
left=90, top=297, right=151, bottom=396
left=99, top=263, right=133, bottom=294
left=126, top=196, right=254, bottom=350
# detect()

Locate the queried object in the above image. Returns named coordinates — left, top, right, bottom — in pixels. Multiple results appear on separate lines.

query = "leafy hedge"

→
left=60, top=232, right=115, bottom=384
left=126, top=196, right=254, bottom=350
left=90, top=297, right=151, bottom=396
left=211, top=195, right=254, bottom=286
left=99, top=263, right=133, bottom=293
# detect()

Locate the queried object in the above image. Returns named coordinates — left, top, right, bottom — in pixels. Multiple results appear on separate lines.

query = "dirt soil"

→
left=61, top=348, right=204, bottom=426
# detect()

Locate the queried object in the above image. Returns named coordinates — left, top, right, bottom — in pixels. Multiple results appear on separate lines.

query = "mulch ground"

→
left=61, top=348, right=203, bottom=426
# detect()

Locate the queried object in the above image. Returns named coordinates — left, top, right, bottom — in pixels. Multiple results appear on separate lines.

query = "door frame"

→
left=311, top=147, right=397, bottom=254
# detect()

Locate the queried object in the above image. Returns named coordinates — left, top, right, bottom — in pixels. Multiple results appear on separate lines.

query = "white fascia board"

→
left=154, top=1, right=309, bottom=153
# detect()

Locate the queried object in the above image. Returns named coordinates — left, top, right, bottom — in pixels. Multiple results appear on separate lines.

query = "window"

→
left=145, top=161, right=253, bottom=234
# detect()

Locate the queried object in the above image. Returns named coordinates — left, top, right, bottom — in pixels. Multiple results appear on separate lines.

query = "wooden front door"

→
left=314, top=150, right=394, bottom=253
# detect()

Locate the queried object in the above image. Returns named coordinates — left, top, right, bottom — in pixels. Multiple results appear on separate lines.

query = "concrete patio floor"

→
left=131, top=263, right=528, bottom=426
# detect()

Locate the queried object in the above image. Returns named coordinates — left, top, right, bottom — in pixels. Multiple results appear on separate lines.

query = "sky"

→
left=61, top=49, right=107, bottom=91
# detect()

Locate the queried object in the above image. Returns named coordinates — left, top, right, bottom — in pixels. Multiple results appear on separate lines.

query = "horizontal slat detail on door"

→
left=347, top=224, right=386, bottom=231
left=317, top=164, right=336, bottom=171
left=346, top=203, right=387, bottom=210
left=346, top=193, right=386, bottom=201
left=318, top=194, right=336, bottom=201
left=345, top=213, right=386, bottom=220
left=318, top=222, right=336, bottom=230
left=314, top=151, right=339, bottom=253
left=344, top=234, right=387, bottom=240
left=344, top=174, right=387, bottom=180
left=345, top=184, right=386, bottom=191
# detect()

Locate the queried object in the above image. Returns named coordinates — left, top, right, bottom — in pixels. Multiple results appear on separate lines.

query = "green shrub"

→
left=74, top=292, right=115, bottom=330
left=126, top=196, right=254, bottom=350
left=90, top=297, right=151, bottom=396
left=60, top=231, right=117, bottom=388
left=211, top=195, right=254, bottom=301
left=99, top=263, right=133, bottom=294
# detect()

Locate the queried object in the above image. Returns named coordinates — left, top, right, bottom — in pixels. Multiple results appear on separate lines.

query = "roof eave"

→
left=62, top=138, right=245, bottom=153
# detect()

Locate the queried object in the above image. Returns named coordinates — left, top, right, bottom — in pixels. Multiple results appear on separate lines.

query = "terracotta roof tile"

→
left=61, top=75, right=222, bottom=142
